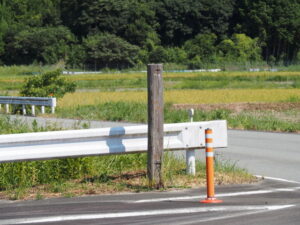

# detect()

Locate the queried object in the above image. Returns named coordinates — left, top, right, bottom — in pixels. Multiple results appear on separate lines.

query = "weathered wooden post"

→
left=147, top=64, right=164, bottom=189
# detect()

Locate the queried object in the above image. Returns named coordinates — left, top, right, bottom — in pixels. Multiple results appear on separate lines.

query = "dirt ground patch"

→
left=173, top=102, right=300, bottom=112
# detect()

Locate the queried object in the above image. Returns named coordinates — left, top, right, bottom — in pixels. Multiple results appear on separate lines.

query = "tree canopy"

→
left=0, top=0, right=299, bottom=68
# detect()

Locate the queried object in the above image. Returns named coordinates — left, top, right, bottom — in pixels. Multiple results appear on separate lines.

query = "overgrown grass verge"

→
left=55, top=101, right=300, bottom=132
left=0, top=115, right=255, bottom=200
left=0, top=153, right=255, bottom=201
left=0, top=115, right=62, bottom=134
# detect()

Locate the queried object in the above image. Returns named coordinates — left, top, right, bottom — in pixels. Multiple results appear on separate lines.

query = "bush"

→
left=20, top=69, right=76, bottom=98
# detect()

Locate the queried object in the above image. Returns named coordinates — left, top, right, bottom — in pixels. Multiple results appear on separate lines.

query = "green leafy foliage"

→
left=0, top=0, right=300, bottom=67
left=235, top=0, right=300, bottom=64
left=217, top=34, right=262, bottom=63
left=83, top=33, right=140, bottom=69
left=20, top=70, right=76, bottom=98
left=3, top=26, right=75, bottom=65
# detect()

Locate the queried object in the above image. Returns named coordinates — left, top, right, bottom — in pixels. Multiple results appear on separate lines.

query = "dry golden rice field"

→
left=59, top=89, right=300, bottom=107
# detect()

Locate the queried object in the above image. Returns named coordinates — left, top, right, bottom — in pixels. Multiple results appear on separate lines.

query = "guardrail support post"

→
left=200, top=128, right=223, bottom=203
left=31, top=105, right=35, bottom=116
left=41, top=106, right=45, bottom=114
left=186, top=108, right=196, bottom=175
left=147, top=64, right=164, bottom=189
left=22, top=105, right=26, bottom=115
left=51, top=106, right=55, bottom=114
left=5, top=104, right=9, bottom=113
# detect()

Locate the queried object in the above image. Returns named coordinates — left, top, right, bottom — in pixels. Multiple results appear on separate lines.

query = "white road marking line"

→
left=183, top=205, right=293, bottom=224
left=134, top=187, right=300, bottom=203
left=0, top=205, right=294, bottom=225
left=255, top=175, right=300, bottom=185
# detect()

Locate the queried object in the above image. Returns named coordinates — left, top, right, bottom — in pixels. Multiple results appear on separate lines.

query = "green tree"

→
left=61, top=0, right=158, bottom=47
left=83, top=33, right=140, bottom=69
left=234, top=0, right=300, bottom=63
left=165, top=47, right=188, bottom=64
left=20, top=70, right=76, bottom=98
left=217, top=34, right=262, bottom=63
left=148, top=46, right=168, bottom=63
left=0, top=0, right=11, bottom=58
left=5, top=0, right=61, bottom=27
left=184, top=33, right=217, bottom=64
left=66, top=44, right=86, bottom=69
left=154, top=0, right=234, bottom=46
left=3, top=26, right=75, bottom=65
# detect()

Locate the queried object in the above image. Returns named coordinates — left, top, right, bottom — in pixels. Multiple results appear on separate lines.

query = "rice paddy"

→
left=64, top=71, right=300, bottom=81
left=59, top=89, right=300, bottom=106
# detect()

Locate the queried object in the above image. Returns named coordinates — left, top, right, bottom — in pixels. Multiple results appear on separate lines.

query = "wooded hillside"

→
left=0, top=0, right=299, bottom=69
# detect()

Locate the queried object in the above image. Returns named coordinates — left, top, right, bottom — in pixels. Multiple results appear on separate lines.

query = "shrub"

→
left=20, top=69, right=76, bottom=98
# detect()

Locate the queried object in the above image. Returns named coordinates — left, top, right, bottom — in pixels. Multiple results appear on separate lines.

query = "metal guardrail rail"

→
left=0, top=96, right=56, bottom=115
left=0, top=120, right=227, bottom=163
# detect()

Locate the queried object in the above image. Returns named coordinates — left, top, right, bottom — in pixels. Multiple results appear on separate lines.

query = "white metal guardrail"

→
left=0, top=96, right=56, bottom=115
left=0, top=120, right=227, bottom=164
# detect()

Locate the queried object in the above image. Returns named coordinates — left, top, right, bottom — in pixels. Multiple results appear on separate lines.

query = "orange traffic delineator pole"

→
left=200, top=128, right=223, bottom=204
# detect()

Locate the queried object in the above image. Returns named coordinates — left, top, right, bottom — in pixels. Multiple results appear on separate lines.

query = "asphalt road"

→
left=1, top=115, right=300, bottom=224
left=217, top=129, right=300, bottom=182
left=0, top=178, right=300, bottom=225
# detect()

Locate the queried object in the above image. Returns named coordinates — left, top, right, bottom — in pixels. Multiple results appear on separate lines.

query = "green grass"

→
left=75, top=78, right=147, bottom=90
left=171, top=74, right=300, bottom=89
left=0, top=65, right=56, bottom=77
left=228, top=112, right=300, bottom=132
left=71, top=73, right=300, bottom=90
left=55, top=102, right=231, bottom=123
left=55, top=101, right=300, bottom=132
left=0, top=116, right=61, bottom=134
left=1, top=152, right=254, bottom=200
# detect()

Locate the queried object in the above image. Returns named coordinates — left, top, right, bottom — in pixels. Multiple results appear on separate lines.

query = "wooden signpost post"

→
left=147, top=64, right=164, bottom=189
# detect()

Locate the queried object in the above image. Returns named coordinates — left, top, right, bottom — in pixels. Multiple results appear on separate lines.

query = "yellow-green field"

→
left=1, top=71, right=300, bottom=93
left=2, top=71, right=300, bottom=83
left=59, top=89, right=300, bottom=106
left=65, top=71, right=300, bottom=81
left=64, top=71, right=300, bottom=81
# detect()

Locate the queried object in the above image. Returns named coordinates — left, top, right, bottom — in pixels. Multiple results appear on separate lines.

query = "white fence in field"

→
left=0, top=121, right=227, bottom=169
left=0, top=96, right=56, bottom=115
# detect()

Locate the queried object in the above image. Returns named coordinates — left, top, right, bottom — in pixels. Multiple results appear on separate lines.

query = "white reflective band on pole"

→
left=206, top=143, right=213, bottom=148
left=206, top=134, right=213, bottom=139
left=206, top=152, right=214, bottom=157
